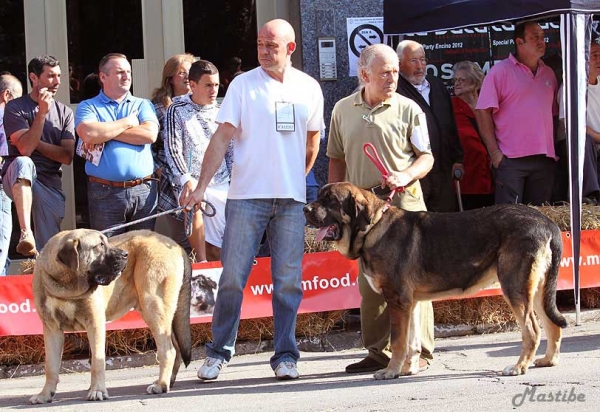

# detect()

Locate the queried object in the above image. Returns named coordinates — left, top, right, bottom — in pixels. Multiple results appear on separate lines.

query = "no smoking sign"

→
left=346, top=17, right=384, bottom=76
left=349, top=24, right=384, bottom=57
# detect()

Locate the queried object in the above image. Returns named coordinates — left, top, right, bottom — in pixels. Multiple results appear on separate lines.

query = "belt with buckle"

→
left=88, top=174, right=154, bottom=188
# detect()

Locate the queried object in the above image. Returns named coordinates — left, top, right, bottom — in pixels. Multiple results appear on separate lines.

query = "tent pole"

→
left=561, top=13, right=591, bottom=326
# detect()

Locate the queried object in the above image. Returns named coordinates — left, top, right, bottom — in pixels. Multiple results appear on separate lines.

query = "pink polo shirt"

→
left=476, top=54, right=558, bottom=159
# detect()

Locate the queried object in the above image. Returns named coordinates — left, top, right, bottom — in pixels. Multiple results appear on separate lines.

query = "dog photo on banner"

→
left=190, top=269, right=221, bottom=317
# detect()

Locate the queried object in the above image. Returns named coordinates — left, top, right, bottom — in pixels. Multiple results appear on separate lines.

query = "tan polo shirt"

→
left=327, top=91, right=431, bottom=211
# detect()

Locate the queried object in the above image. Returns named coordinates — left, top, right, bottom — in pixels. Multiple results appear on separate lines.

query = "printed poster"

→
left=347, top=17, right=384, bottom=77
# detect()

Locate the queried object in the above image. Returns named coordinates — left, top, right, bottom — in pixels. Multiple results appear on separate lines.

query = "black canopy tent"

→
left=383, top=0, right=600, bottom=34
left=384, top=0, right=600, bottom=323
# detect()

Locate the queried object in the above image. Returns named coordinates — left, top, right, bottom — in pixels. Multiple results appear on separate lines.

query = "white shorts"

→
left=202, top=182, right=228, bottom=248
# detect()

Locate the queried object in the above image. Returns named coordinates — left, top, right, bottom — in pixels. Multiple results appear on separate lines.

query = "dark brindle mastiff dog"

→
left=29, top=229, right=192, bottom=403
left=304, top=182, right=567, bottom=380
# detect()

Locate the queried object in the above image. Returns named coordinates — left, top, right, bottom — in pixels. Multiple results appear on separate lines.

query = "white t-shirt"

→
left=558, top=78, right=600, bottom=147
left=217, top=67, right=324, bottom=203
left=587, top=78, right=600, bottom=134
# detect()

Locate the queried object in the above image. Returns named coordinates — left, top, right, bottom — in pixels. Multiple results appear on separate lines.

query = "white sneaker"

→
left=198, top=357, right=226, bottom=380
left=274, top=361, right=299, bottom=380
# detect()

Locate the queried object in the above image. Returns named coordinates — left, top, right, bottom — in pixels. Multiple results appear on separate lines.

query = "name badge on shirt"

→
left=275, top=102, right=295, bottom=132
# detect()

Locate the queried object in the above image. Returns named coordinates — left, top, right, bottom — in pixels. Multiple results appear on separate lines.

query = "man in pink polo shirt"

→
left=476, top=21, right=558, bottom=205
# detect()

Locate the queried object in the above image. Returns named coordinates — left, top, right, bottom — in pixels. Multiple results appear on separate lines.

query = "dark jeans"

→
left=88, top=179, right=158, bottom=236
left=552, top=135, right=599, bottom=203
left=493, top=155, right=555, bottom=206
left=583, top=134, right=600, bottom=200
left=552, top=139, right=569, bottom=204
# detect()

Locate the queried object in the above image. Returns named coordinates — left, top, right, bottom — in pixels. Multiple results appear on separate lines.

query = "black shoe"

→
left=345, top=357, right=388, bottom=373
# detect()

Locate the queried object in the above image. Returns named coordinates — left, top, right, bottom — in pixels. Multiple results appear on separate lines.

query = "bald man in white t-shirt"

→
left=183, top=19, right=324, bottom=381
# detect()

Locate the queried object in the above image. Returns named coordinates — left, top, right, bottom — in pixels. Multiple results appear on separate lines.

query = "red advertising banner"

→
left=1, top=231, right=599, bottom=337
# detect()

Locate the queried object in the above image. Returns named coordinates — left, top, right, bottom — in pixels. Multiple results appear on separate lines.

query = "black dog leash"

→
left=100, top=201, right=216, bottom=237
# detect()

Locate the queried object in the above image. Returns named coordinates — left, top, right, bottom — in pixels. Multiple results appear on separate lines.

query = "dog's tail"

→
left=543, top=227, right=568, bottom=329
left=172, top=251, right=192, bottom=367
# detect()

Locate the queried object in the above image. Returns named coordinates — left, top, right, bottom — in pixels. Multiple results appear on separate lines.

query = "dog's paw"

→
left=400, top=365, right=419, bottom=376
left=146, top=382, right=169, bottom=394
left=399, top=360, right=418, bottom=375
left=86, top=387, right=109, bottom=401
left=29, top=392, right=54, bottom=404
left=533, top=356, right=558, bottom=368
left=502, top=364, right=528, bottom=376
left=373, top=367, right=400, bottom=380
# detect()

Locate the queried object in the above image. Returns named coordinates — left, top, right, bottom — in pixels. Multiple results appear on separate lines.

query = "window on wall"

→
left=66, top=0, right=144, bottom=103
left=182, top=0, right=258, bottom=96
left=65, top=0, right=144, bottom=230
left=0, top=0, right=26, bottom=87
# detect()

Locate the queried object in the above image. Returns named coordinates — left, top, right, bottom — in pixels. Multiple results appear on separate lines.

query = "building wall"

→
left=299, top=0, right=383, bottom=186
left=5, top=0, right=378, bottom=272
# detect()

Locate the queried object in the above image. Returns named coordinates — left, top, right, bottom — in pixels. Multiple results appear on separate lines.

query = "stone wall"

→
left=299, top=0, right=383, bottom=186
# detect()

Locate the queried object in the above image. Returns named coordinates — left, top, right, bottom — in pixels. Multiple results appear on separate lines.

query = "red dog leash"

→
left=363, top=143, right=404, bottom=211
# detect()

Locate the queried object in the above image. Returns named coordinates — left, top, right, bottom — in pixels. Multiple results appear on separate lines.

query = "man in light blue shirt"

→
left=75, top=53, right=159, bottom=235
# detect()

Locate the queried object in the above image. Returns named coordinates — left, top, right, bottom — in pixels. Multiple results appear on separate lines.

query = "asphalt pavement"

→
left=1, top=310, right=599, bottom=411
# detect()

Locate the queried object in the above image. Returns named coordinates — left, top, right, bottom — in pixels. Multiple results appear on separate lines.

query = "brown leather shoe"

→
left=345, top=357, right=387, bottom=373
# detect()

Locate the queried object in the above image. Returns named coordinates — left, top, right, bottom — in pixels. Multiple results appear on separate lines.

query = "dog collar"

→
left=371, top=206, right=387, bottom=227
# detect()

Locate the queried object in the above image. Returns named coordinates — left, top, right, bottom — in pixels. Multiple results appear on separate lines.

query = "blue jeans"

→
left=87, top=179, right=158, bottom=236
left=206, top=198, right=305, bottom=369
left=0, top=186, right=11, bottom=276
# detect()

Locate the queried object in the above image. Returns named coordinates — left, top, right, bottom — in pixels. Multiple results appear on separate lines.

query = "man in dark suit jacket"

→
left=396, top=40, right=464, bottom=212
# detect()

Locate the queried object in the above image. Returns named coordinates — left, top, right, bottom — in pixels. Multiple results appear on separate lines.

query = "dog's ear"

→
left=353, top=190, right=372, bottom=231
left=207, top=277, right=217, bottom=289
left=57, top=239, right=80, bottom=272
left=342, top=189, right=371, bottom=232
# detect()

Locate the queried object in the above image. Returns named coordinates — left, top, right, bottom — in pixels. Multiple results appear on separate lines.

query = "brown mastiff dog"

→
left=304, top=182, right=568, bottom=380
left=29, top=229, right=192, bottom=403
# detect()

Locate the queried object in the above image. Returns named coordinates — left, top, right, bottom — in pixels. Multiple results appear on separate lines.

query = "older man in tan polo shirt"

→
left=327, top=43, right=435, bottom=373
